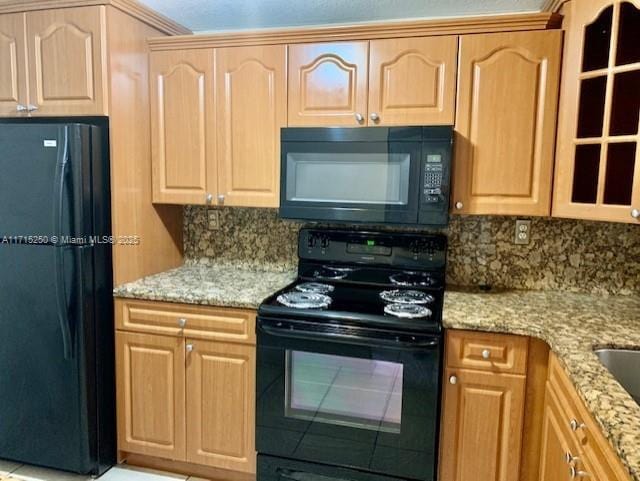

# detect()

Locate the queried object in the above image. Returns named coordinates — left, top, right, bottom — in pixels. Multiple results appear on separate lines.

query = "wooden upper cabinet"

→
left=150, top=49, right=216, bottom=205
left=288, top=41, right=369, bottom=127
left=0, top=13, right=28, bottom=115
left=186, top=339, right=256, bottom=474
left=216, top=45, right=286, bottom=207
left=368, top=36, right=457, bottom=126
left=25, top=6, right=107, bottom=116
left=452, top=30, right=562, bottom=216
left=553, top=0, right=640, bottom=224
left=116, top=331, right=186, bottom=461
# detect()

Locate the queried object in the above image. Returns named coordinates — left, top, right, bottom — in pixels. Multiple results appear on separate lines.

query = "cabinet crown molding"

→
left=0, top=0, right=191, bottom=35
left=148, top=12, right=561, bottom=50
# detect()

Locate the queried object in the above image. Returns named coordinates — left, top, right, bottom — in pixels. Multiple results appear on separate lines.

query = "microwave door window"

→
left=285, top=351, right=403, bottom=434
left=286, top=152, right=411, bottom=205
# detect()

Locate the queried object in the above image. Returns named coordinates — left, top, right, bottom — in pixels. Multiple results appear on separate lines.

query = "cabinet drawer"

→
left=446, top=330, right=529, bottom=375
left=115, top=299, right=256, bottom=344
left=547, top=354, right=632, bottom=481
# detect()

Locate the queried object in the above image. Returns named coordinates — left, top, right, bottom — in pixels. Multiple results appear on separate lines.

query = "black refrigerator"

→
left=0, top=119, right=116, bottom=475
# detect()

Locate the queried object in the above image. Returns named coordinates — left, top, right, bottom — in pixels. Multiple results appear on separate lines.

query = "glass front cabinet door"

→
left=553, top=0, right=640, bottom=223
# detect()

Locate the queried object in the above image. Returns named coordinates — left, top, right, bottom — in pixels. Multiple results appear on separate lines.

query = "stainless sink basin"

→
left=594, top=349, right=640, bottom=405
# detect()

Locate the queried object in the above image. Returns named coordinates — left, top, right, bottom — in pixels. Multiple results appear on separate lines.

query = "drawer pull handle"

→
left=449, top=375, right=458, bottom=385
left=186, top=343, right=194, bottom=353
left=178, top=318, right=187, bottom=328
left=570, top=466, right=589, bottom=478
left=482, top=349, right=491, bottom=359
left=569, top=419, right=585, bottom=432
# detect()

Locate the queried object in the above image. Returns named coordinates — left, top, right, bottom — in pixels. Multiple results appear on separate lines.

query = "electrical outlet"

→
left=514, top=219, right=531, bottom=245
left=207, top=209, right=220, bottom=230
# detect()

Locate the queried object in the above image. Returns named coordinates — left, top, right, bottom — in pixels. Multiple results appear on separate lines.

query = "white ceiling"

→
left=139, top=0, right=548, bottom=33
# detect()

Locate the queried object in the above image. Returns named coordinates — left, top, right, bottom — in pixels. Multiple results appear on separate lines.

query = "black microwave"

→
left=279, top=126, right=453, bottom=226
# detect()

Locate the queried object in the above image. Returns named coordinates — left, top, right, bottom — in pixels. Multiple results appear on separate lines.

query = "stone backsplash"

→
left=184, top=206, right=640, bottom=295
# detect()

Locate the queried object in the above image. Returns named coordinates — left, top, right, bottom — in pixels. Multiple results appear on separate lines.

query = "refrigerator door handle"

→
left=53, top=128, right=74, bottom=360
left=54, top=247, right=74, bottom=359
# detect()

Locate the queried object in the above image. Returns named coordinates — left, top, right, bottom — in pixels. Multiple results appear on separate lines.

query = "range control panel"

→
left=298, top=229, right=447, bottom=269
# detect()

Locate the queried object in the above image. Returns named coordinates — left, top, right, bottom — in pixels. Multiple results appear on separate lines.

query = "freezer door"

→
left=0, top=244, right=97, bottom=473
left=0, top=124, right=93, bottom=241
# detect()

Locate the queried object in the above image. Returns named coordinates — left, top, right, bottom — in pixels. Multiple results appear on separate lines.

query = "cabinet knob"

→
left=631, top=208, right=640, bottom=219
left=27, top=104, right=38, bottom=112
left=482, top=349, right=491, bottom=360
left=16, top=104, right=28, bottom=113
left=370, top=112, right=380, bottom=122
left=186, top=343, right=194, bottom=353
left=177, top=318, right=186, bottom=328
left=354, top=113, right=364, bottom=123
left=205, top=193, right=213, bottom=204
left=564, top=452, right=579, bottom=464
left=455, top=201, right=463, bottom=210
left=449, top=375, right=458, bottom=385
left=570, top=466, right=589, bottom=478
left=217, top=194, right=225, bottom=205
left=569, top=419, right=585, bottom=432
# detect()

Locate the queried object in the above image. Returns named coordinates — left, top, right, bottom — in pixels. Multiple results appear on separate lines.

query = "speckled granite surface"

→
left=113, top=265, right=296, bottom=309
left=184, top=206, right=640, bottom=295
left=444, top=288, right=640, bottom=481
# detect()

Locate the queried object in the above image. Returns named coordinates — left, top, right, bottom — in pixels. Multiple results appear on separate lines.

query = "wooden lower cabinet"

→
left=116, top=331, right=186, bottom=460
left=185, top=339, right=256, bottom=473
left=115, top=300, right=257, bottom=476
left=439, top=367, right=527, bottom=481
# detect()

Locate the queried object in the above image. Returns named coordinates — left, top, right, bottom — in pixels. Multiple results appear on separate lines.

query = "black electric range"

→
left=256, top=228, right=447, bottom=481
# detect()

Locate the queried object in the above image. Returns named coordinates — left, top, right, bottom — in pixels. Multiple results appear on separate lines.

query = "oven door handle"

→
left=258, top=318, right=440, bottom=349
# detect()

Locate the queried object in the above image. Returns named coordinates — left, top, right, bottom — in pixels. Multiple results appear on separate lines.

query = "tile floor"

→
left=0, top=460, right=207, bottom=481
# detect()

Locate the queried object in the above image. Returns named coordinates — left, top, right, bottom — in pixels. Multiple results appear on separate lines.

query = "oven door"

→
left=280, top=130, right=422, bottom=225
left=256, top=317, right=442, bottom=481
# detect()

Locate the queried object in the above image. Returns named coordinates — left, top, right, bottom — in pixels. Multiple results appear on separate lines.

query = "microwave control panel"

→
left=423, top=155, right=444, bottom=202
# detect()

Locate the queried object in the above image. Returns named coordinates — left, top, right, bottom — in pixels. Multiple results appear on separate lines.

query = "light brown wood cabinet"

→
left=288, top=37, right=457, bottom=127
left=115, top=299, right=257, bottom=475
left=150, top=45, right=286, bottom=207
left=553, top=0, right=640, bottom=224
left=539, top=353, right=633, bottom=481
left=0, top=13, right=28, bottom=115
left=116, top=331, right=186, bottom=460
left=150, top=48, right=216, bottom=205
left=215, top=45, right=286, bottom=207
left=452, top=30, right=562, bottom=216
left=439, top=330, right=529, bottom=481
left=0, top=6, right=107, bottom=116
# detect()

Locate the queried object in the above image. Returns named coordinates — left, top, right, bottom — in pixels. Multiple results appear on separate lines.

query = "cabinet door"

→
left=439, top=368, right=527, bottom=481
left=150, top=49, right=216, bottom=205
left=452, top=31, right=562, bottom=216
left=25, top=6, right=107, bottom=115
left=116, top=331, right=186, bottom=460
left=216, top=45, right=286, bottom=207
left=553, top=0, right=640, bottom=223
left=0, top=13, right=28, bottom=115
left=186, top=339, right=256, bottom=473
left=368, top=36, right=457, bottom=126
left=288, top=41, right=368, bottom=126
left=539, top=384, right=577, bottom=481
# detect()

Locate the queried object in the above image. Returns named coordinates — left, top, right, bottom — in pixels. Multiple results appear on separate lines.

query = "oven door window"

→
left=285, top=152, right=411, bottom=205
left=286, top=351, right=403, bottom=433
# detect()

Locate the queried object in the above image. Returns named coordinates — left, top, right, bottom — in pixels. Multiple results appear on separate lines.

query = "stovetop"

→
left=258, top=229, right=447, bottom=334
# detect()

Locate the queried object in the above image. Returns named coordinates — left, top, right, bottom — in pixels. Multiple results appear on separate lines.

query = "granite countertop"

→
left=113, top=264, right=296, bottom=309
left=114, top=268, right=640, bottom=480
left=444, top=288, right=640, bottom=481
